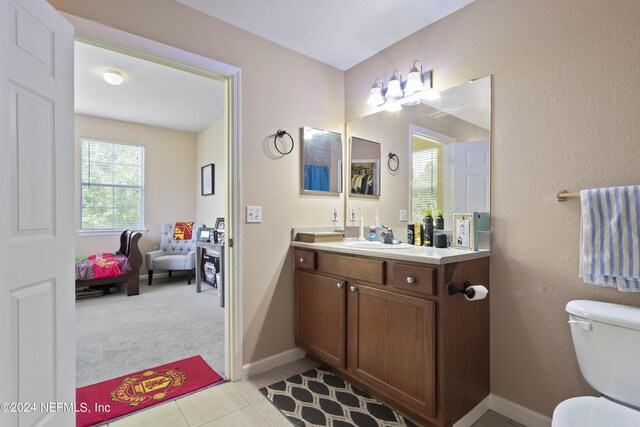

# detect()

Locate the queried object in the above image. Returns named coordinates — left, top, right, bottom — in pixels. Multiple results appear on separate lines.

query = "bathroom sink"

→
left=342, top=240, right=413, bottom=250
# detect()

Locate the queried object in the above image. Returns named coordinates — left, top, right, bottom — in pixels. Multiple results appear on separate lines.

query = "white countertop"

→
left=291, top=240, right=490, bottom=265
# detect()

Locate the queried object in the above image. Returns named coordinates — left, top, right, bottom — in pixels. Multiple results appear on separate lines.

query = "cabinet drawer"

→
left=317, top=252, right=384, bottom=284
left=295, top=249, right=316, bottom=271
left=390, top=263, right=434, bottom=295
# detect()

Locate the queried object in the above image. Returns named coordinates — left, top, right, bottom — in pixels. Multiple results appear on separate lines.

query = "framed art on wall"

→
left=201, top=164, right=214, bottom=196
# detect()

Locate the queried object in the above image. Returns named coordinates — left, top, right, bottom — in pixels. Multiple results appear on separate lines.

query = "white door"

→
left=453, top=140, right=490, bottom=213
left=0, top=1, right=75, bottom=426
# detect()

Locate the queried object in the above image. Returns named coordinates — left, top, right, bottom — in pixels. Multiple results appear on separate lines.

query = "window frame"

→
left=79, top=137, right=145, bottom=234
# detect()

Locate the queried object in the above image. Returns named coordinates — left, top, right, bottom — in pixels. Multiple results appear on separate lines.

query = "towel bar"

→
left=556, top=190, right=580, bottom=202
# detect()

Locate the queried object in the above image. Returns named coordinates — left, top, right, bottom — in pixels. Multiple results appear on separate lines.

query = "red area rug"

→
left=76, top=355, right=223, bottom=427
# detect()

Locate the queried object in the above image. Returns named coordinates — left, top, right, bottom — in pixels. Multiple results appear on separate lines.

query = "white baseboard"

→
left=454, top=396, right=490, bottom=427
left=240, top=347, right=306, bottom=379
left=490, top=394, right=552, bottom=427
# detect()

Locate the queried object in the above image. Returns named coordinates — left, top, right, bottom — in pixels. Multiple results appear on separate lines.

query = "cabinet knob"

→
left=406, top=277, right=415, bottom=284
left=299, top=257, right=306, bottom=263
left=336, top=283, right=344, bottom=289
left=350, top=285, right=357, bottom=292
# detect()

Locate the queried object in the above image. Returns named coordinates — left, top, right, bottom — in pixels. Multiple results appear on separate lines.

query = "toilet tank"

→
left=566, top=300, right=640, bottom=409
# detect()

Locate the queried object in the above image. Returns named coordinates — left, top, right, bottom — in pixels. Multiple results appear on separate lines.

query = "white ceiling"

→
left=173, top=0, right=476, bottom=70
left=74, top=42, right=225, bottom=133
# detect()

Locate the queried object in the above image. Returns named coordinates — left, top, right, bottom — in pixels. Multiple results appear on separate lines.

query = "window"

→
left=80, top=138, right=144, bottom=231
left=411, top=135, right=443, bottom=223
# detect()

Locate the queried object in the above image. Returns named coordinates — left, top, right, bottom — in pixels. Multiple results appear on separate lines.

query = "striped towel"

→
left=579, top=186, right=640, bottom=291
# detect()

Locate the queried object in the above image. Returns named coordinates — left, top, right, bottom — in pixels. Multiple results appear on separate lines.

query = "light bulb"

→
left=103, top=70, right=124, bottom=85
left=367, top=85, right=385, bottom=106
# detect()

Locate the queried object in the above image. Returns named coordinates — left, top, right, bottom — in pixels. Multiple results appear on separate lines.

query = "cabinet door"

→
left=296, top=271, right=346, bottom=368
left=348, top=284, right=436, bottom=418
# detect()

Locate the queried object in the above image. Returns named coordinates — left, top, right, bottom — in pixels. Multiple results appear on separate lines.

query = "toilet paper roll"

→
left=465, top=285, right=488, bottom=301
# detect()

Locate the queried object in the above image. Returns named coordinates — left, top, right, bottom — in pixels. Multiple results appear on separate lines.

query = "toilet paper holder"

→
left=448, top=281, right=484, bottom=299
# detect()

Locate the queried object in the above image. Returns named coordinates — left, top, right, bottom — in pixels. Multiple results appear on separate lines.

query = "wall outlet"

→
left=246, top=206, right=262, bottom=223
left=331, top=206, right=339, bottom=222
left=399, top=210, right=408, bottom=222
left=350, top=207, right=357, bottom=221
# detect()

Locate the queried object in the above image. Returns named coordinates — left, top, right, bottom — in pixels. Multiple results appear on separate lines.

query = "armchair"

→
left=146, top=223, right=204, bottom=286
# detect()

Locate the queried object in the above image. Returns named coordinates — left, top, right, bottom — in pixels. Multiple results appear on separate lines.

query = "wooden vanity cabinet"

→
left=294, top=248, right=490, bottom=427
left=295, top=270, right=346, bottom=368
left=348, top=284, right=436, bottom=418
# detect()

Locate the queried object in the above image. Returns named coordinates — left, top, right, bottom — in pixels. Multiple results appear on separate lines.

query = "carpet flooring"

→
left=260, top=367, right=418, bottom=426
left=76, top=275, right=225, bottom=387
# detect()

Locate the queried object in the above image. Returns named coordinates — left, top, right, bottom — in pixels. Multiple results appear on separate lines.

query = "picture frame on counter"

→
left=453, top=213, right=474, bottom=250
left=197, top=227, right=214, bottom=242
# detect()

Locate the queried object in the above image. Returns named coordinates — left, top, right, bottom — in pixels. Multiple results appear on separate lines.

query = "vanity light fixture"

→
left=103, top=69, right=124, bottom=85
left=366, top=78, right=385, bottom=106
left=385, top=69, right=404, bottom=99
left=365, top=60, right=439, bottom=110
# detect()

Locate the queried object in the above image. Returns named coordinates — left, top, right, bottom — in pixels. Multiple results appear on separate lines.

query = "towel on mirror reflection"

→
left=579, top=186, right=640, bottom=291
left=304, top=164, right=329, bottom=191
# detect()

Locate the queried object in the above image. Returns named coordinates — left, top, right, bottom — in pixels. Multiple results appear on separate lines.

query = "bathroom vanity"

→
left=292, top=240, right=490, bottom=427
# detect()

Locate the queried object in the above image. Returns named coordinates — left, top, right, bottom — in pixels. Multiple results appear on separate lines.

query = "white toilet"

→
left=552, top=300, right=640, bottom=426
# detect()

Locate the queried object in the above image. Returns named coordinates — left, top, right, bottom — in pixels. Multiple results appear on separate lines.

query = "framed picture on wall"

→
left=201, top=164, right=214, bottom=196
left=452, top=213, right=474, bottom=250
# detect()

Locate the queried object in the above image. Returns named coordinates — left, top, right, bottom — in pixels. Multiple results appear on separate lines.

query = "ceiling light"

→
left=366, top=78, right=385, bottom=106
left=385, top=69, right=403, bottom=99
left=103, top=70, right=124, bottom=85
left=404, top=60, right=424, bottom=94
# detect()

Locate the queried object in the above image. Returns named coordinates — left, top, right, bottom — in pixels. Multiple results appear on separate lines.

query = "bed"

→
left=75, top=230, right=143, bottom=296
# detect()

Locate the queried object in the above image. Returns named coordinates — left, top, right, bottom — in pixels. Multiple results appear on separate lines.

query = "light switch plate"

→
left=399, top=210, right=408, bottom=222
left=247, top=206, right=262, bottom=223
left=350, top=207, right=357, bottom=221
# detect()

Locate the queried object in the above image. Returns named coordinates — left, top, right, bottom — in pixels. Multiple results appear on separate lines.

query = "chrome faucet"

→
left=379, top=225, right=397, bottom=244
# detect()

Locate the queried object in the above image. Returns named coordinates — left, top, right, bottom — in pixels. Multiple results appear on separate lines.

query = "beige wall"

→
left=51, top=0, right=345, bottom=365
left=196, top=117, right=225, bottom=226
left=346, top=0, right=640, bottom=417
left=74, top=114, right=197, bottom=272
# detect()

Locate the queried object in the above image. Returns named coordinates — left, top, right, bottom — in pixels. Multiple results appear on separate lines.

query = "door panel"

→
left=348, top=285, right=436, bottom=418
left=295, top=271, right=346, bottom=368
left=453, top=140, right=490, bottom=213
left=1, top=1, right=74, bottom=426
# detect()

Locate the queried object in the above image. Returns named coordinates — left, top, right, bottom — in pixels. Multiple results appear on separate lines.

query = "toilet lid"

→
left=553, top=396, right=640, bottom=427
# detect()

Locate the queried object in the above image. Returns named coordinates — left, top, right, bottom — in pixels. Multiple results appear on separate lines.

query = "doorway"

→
left=67, top=13, right=243, bottom=383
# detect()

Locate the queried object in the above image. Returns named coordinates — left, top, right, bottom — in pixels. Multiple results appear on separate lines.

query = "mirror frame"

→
left=300, top=126, right=344, bottom=196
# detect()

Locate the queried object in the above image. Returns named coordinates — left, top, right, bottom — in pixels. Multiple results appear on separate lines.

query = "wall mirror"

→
left=346, top=75, right=491, bottom=235
left=301, top=126, right=343, bottom=195
left=350, top=137, right=380, bottom=198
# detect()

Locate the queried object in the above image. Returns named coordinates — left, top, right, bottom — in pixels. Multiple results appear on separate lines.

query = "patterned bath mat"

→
left=259, top=367, right=418, bottom=426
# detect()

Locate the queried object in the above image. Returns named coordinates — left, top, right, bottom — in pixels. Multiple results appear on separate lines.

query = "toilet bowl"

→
left=553, top=396, right=640, bottom=427
left=552, top=300, right=640, bottom=427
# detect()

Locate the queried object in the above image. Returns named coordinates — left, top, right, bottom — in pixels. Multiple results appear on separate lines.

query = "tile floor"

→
left=98, top=358, right=526, bottom=427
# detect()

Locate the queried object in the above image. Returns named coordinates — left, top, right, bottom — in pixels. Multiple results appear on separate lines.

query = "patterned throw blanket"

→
left=174, top=222, right=194, bottom=240
left=75, top=253, right=132, bottom=281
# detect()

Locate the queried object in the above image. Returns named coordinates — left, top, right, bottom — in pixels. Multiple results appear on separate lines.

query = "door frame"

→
left=62, top=13, right=244, bottom=381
